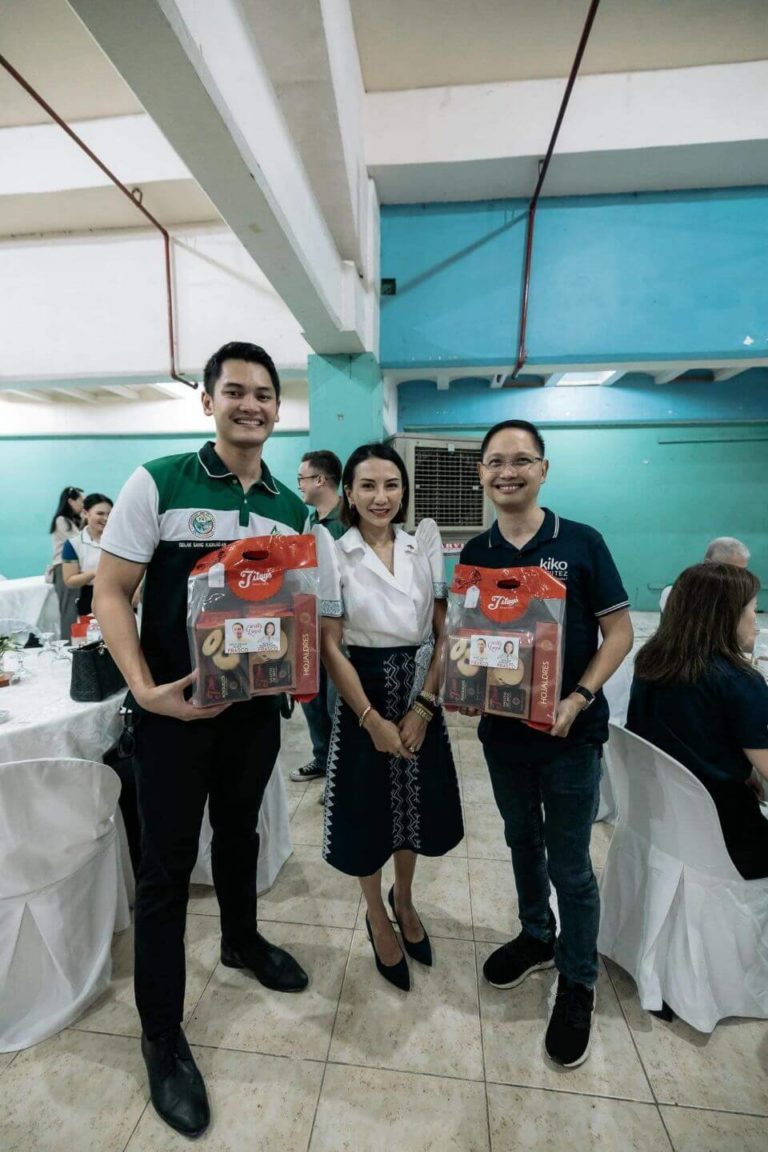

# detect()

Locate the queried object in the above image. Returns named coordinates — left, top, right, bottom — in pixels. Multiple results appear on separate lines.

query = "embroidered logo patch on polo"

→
left=189, top=510, right=216, bottom=537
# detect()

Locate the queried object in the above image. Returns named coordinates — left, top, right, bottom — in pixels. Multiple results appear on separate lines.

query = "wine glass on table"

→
left=51, top=640, right=72, bottom=664
left=6, top=626, right=31, bottom=680
left=37, top=631, right=56, bottom=664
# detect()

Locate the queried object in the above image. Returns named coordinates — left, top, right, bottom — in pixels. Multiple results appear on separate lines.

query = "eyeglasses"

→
left=480, top=455, right=543, bottom=473
left=297, top=473, right=321, bottom=486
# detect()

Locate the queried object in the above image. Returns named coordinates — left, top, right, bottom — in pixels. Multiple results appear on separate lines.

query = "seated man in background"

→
left=659, top=536, right=750, bottom=611
left=629, top=562, right=768, bottom=880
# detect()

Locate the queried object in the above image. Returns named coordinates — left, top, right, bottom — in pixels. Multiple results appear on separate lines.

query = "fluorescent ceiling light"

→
left=553, top=371, right=616, bottom=386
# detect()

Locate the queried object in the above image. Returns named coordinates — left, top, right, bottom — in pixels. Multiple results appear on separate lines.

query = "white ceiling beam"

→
left=102, top=385, right=140, bottom=400
left=378, top=360, right=765, bottom=388
left=69, top=0, right=376, bottom=356
left=243, top=1, right=369, bottom=273
left=143, top=383, right=185, bottom=399
left=51, top=388, right=99, bottom=403
left=711, top=367, right=743, bottom=382
left=366, top=61, right=768, bottom=203
left=1, top=389, right=52, bottom=403
left=436, top=373, right=450, bottom=391
left=653, top=370, right=682, bottom=386
left=0, top=114, right=190, bottom=197
left=600, top=371, right=626, bottom=386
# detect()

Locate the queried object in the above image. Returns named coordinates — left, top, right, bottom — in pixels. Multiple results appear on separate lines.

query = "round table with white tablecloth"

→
left=0, top=658, right=293, bottom=892
left=0, top=657, right=123, bottom=765
left=0, top=575, right=61, bottom=638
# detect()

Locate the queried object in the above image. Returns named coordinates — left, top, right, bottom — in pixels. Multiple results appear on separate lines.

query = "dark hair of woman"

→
left=83, top=492, right=113, bottom=513
left=634, top=562, right=760, bottom=686
left=340, top=443, right=410, bottom=528
left=49, top=486, right=84, bottom=534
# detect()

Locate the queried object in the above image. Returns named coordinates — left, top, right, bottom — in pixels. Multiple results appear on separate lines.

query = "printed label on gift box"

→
left=469, top=633, right=520, bottom=669
left=224, top=616, right=281, bottom=654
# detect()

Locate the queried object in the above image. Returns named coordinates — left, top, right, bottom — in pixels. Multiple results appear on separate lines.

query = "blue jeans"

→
left=300, top=664, right=337, bottom=769
left=483, top=743, right=602, bottom=988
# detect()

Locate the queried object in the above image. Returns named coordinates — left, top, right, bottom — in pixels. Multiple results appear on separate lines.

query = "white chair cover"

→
left=0, top=758, right=131, bottom=1052
left=190, top=760, right=293, bottom=891
left=598, top=724, right=768, bottom=1033
left=597, top=656, right=636, bottom=821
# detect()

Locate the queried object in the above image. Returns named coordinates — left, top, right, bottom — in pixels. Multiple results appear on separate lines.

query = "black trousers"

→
left=133, top=700, right=281, bottom=1038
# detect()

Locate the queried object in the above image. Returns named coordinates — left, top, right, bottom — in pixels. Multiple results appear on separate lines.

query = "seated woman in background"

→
left=627, top=562, right=768, bottom=880
left=61, top=493, right=113, bottom=623
left=49, top=485, right=84, bottom=637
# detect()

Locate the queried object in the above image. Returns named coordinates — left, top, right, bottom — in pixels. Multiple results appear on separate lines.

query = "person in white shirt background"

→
left=48, top=485, right=84, bottom=637
left=659, top=536, right=750, bottom=611
left=317, top=442, right=463, bottom=991
left=61, top=492, right=113, bottom=621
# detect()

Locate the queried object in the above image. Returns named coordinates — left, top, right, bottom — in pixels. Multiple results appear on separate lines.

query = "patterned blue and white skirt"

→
left=322, top=645, right=464, bottom=877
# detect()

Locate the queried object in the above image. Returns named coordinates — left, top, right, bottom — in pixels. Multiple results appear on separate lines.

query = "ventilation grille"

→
left=412, top=444, right=484, bottom=529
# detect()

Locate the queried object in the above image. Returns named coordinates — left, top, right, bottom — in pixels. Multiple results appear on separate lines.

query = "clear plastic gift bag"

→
left=442, top=563, right=566, bottom=730
left=187, top=535, right=320, bottom=708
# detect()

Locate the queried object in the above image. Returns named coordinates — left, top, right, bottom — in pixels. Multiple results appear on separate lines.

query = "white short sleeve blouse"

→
left=318, top=518, right=447, bottom=647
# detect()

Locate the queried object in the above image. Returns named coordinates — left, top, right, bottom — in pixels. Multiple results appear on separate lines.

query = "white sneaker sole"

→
left=485, top=957, right=555, bottom=990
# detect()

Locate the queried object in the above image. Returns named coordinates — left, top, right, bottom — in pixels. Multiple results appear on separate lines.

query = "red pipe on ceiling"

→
left=509, top=0, right=602, bottom=383
left=0, top=53, right=197, bottom=389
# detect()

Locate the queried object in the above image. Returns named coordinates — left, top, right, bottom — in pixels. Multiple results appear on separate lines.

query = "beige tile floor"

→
left=2, top=711, right=767, bottom=1152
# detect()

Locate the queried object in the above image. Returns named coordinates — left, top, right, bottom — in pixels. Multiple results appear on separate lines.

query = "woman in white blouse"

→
left=61, top=493, right=113, bottom=622
left=319, top=443, right=463, bottom=991
left=48, top=486, right=84, bottom=638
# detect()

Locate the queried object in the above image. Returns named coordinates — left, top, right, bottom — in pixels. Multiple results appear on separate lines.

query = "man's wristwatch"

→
left=573, top=684, right=596, bottom=709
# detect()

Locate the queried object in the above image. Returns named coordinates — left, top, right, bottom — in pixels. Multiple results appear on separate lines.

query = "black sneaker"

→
left=289, top=760, right=325, bottom=782
left=483, top=927, right=555, bottom=989
left=545, top=975, right=595, bottom=1067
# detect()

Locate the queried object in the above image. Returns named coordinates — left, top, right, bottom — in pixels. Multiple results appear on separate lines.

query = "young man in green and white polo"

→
left=96, top=342, right=308, bottom=1138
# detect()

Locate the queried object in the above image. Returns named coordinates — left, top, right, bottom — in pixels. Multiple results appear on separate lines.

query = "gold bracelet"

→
left=359, top=704, right=373, bottom=728
left=419, top=690, right=440, bottom=706
left=411, top=702, right=434, bottom=723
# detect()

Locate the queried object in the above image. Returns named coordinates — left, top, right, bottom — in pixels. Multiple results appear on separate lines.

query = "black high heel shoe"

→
left=365, top=914, right=410, bottom=991
left=388, top=886, right=433, bottom=967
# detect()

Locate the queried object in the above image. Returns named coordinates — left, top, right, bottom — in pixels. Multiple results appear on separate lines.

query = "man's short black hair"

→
left=480, top=419, right=545, bottom=459
left=203, top=342, right=280, bottom=399
left=301, top=450, right=342, bottom=489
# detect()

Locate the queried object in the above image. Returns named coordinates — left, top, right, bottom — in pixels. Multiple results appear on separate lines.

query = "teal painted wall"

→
left=308, top=353, right=385, bottom=463
left=381, top=191, right=768, bottom=612
left=0, top=432, right=309, bottom=580
left=380, top=189, right=768, bottom=367
left=416, top=423, right=768, bottom=612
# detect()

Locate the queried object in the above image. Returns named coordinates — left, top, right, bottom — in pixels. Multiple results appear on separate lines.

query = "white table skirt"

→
left=0, top=660, right=292, bottom=893
left=0, top=575, right=61, bottom=638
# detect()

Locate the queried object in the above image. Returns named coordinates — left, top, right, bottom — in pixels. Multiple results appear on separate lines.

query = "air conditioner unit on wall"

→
left=387, top=435, right=494, bottom=536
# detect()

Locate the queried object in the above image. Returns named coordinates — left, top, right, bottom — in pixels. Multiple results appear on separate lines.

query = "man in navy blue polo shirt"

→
left=460, top=419, right=633, bottom=1068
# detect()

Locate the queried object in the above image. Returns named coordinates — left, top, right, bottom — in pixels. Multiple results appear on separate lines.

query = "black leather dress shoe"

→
left=387, top=885, right=433, bottom=966
left=141, top=1028, right=210, bottom=1138
left=221, top=932, right=309, bottom=992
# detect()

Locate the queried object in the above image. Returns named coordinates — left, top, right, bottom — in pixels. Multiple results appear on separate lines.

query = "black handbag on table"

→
left=69, top=640, right=126, bottom=702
